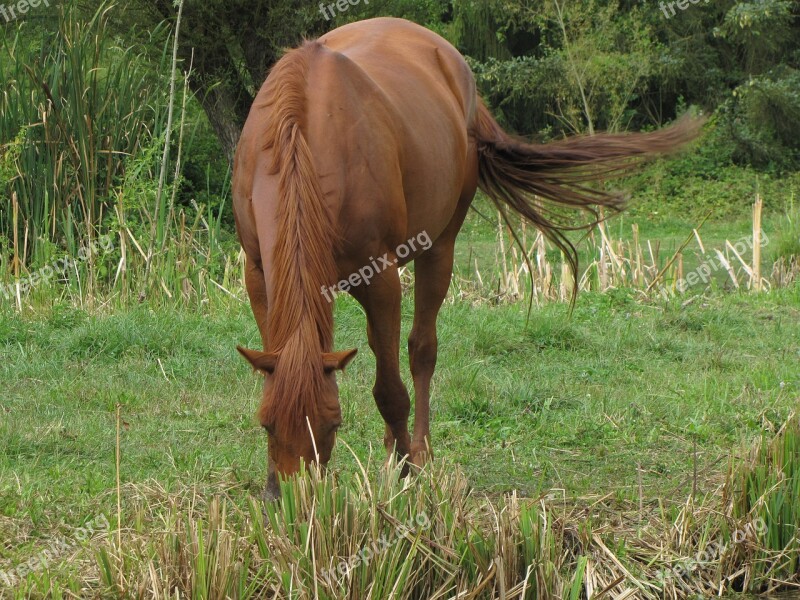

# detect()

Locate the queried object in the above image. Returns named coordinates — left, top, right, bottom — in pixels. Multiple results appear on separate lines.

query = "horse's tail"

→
left=473, top=101, right=704, bottom=301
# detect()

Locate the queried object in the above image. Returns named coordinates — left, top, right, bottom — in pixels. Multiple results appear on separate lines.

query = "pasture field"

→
left=2, top=2, right=800, bottom=596
left=1, top=204, right=799, bottom=597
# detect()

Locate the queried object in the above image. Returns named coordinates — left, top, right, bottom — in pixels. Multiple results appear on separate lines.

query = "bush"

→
left=718, top=68, right=800, bottom=171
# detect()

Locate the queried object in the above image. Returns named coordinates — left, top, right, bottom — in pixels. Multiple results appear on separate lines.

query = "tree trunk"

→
left=189, top=78, right=251, bottom=165
left=113, top=2, right=329, bottom=164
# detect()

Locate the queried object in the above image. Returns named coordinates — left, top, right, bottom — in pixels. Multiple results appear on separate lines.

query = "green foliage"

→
left=333, top=0, right=449, bottom=29
left=718, top=0, right=795, bottom=74
left=446, top=0, right=514, bottom=60
left=620, top=116, right=800, bottom=221
left=467, top=2, right=675, bottom=135
left=452, top=0, right=800, bottom=177
left=179, top=100, right=233, bottom=229
left=718, top=67, right=800, bottom=170
left=769, top=196, right=800, bottom=262
left=0, top=3, right=243, bottom=307
left=728, top=416, right=800, bottom=581
left=0, top=2, right=171, bottom=274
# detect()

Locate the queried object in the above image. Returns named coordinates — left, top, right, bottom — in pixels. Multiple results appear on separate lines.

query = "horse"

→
left=232, top=17, right=701, bottom=500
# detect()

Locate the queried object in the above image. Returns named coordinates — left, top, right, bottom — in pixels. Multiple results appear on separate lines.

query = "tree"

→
left=108, top=1, right=326, bottom=163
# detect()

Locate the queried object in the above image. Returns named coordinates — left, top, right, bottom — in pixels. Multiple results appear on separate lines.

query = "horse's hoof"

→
left=410, top=446, right=432, bottom=469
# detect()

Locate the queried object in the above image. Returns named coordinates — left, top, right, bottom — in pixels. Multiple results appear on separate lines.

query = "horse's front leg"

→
left=350, top=262, right=412, bottom=471
left=244, top=257, right=270, bottom=349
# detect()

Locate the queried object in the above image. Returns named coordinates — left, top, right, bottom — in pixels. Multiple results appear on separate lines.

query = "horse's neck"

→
left=264, top=260, right=334, bottom=354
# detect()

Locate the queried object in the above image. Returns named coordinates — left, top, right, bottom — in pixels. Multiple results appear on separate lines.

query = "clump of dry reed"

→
left=453, top=197, right=798, bottom=307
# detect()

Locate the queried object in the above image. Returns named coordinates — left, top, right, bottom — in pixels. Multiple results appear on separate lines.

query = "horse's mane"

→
left=260, top=41, right=338, bottom=439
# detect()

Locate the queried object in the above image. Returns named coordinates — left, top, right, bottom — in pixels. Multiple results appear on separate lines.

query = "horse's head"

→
left=237, top=345, right=357, bottom=501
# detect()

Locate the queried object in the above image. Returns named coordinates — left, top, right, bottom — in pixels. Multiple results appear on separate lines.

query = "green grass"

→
left=1, top=193, right=799, bottom=594
left=0, top=282, right=799, bottom=595
left=2, top=286, right=798, bottom=513
left=454, top=190, right=798, bottom=306
left=728, top=417, right=800, bottom=583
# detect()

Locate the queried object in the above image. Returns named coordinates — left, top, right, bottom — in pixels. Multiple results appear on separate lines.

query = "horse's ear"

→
left=323, top=348, right=358, bottom=373
left=237, top=346, right=278, bottom=374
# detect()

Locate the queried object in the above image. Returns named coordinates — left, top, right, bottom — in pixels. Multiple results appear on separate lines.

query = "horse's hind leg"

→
left=407, top=235, right=458, bottom=467
left=350, top=264, right=413, bottom=470
left=408, top=187, right=474, bottom=466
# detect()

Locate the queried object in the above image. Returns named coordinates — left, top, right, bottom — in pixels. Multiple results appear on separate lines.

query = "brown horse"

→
left=232, top=17, right=701, bottom=500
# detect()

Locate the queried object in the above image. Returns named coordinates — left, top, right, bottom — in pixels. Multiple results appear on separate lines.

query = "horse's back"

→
left=319, top=18, right=476, bottom=123
left=310, top=18, right=478, bottom=263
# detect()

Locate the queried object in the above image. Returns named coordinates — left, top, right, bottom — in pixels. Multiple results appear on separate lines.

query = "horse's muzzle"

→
left=262, top=470, right=281, bottom=502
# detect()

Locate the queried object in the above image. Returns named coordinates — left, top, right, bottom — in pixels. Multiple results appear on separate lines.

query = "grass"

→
left=0, top=278, right=798, bottom=596
left=2, top=286, right=799, bottom=500
left=1, top=4, right=240, bottom=310
left=455, top=192, right=799, bottom=305
left=727, top=417, right=800, bottom=584
left=0, top=4, right=171, bottom=277
left=2, top=5, right=799, bottom=595
left=1, top=170, right=799, bottom=595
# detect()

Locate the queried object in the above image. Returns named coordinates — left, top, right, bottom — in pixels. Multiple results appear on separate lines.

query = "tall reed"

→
left=0, top=2, right=240, bottom=310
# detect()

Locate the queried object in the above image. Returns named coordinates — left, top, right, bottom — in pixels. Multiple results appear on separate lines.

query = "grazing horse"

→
left=232, top=17, right=701, bottom=500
